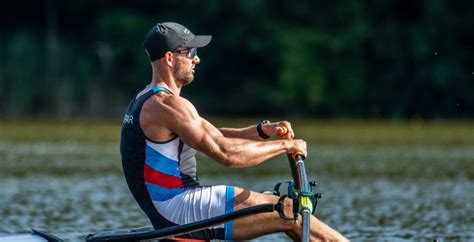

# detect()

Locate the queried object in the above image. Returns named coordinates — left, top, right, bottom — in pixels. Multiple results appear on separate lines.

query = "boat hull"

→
left=0, top=230, right=63, bottom=242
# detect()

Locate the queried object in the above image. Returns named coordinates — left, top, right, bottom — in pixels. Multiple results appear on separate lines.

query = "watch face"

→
left=258, top=120, right=271, bottom=139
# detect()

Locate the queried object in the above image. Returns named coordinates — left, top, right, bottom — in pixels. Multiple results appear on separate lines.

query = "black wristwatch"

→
left=257, top=120, right=271, bottom=139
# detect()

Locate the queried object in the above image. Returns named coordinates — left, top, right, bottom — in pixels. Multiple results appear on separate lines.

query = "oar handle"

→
left=279, top=126, right=288, bottom=136
left=287, top=150, right=305, bottom=192
left=292, top=151, right=305, bottom=161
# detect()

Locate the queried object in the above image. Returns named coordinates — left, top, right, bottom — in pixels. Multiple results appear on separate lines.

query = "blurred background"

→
left=1, top=1, right=473, bottom=241
left=0, top=0, right=473, bottom=119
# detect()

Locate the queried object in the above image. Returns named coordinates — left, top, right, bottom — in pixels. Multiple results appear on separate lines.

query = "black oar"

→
left=85, top=203, right=275, bottom=242
left=281, top=126, right=317, bottom=242
left=288, top=152, right=314, bottom=242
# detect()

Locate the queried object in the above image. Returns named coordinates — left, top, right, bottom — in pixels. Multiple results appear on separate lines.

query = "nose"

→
left=192, top=55, right=200, bottom=64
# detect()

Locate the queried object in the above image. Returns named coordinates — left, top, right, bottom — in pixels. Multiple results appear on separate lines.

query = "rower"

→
left=118, top=21, right=347, bottom=241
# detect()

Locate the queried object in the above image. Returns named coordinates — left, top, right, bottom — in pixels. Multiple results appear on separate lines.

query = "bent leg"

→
left=231, top=187, right=348, bottom=241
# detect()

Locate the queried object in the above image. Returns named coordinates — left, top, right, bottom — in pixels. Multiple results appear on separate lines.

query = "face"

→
left=172, top=48, right=200, bottom=86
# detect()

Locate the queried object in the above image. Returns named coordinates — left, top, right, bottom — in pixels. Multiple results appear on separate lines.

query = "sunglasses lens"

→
left=174, top=48, right=197, bottom=59
left=188, top=48, right=197, bottom=58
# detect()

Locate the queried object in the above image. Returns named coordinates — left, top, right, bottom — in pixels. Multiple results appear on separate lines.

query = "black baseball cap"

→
left=144, top=22, right=212, bottom=62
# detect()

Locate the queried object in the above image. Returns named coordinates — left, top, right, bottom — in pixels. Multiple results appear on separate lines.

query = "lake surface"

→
left=0, top=119, right=473, bottom=241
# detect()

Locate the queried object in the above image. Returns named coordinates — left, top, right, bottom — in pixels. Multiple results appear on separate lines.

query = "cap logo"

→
left=156, top=24, right=166, bottom=33
left=183, top=28, right=190, bottom=35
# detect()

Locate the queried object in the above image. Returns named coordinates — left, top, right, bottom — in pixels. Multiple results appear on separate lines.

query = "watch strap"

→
left=257, top=120, right=270, bottom=139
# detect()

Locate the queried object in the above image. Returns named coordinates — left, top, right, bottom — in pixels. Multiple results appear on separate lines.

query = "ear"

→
left=164, top=51, right=174, bottom=67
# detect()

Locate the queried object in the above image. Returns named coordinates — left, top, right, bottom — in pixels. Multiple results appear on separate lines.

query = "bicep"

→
left=162, top=100, right=223, bottom=154
left=173, top=117, right=228, bottom=159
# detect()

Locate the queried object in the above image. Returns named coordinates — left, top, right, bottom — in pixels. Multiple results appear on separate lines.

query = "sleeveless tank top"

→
left=120, top=85, right=200, bottom=228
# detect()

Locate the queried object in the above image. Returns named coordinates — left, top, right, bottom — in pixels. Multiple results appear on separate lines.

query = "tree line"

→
left=0, top=0, right=472, bottom=119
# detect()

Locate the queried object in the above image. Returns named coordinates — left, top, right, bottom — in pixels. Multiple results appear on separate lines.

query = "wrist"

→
left=282, top=139, right=291, bottom=153
left=257, top=120, right=270, bottom=139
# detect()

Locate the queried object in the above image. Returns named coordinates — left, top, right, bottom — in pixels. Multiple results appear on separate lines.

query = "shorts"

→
left=152, top=185, right=235, bottom=240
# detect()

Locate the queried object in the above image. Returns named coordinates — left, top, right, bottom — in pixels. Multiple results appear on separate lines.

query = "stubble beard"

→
left=174, top=60, right=194, bottom=86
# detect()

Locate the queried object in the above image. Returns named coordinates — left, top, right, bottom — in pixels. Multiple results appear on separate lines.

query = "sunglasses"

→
left=173, top=47, right=197, bottom=59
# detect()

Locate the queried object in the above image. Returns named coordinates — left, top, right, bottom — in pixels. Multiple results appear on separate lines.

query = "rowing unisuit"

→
left=120, top=85, right=234, bottom=240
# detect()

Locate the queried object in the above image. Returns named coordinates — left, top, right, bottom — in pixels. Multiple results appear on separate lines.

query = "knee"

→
left=282, top=198, right=296, bottom=219
left=282, top=198, right=301, bottom=230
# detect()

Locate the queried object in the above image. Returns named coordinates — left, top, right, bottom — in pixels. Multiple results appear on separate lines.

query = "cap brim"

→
left=184, top=35, right=212, bottom=48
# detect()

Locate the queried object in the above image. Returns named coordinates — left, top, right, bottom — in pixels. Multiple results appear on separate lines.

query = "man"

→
left=120, top=22, right=347, bottom=241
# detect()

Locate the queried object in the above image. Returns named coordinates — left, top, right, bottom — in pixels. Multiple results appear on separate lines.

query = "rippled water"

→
left=0, top=120, right=473, bottom=241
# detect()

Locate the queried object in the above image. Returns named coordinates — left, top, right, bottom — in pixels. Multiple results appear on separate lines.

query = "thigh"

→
left=153, top=185, right=234, bottom=240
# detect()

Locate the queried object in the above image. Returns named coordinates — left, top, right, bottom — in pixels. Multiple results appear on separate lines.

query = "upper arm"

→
left=156, top=96, right=226, bottom=160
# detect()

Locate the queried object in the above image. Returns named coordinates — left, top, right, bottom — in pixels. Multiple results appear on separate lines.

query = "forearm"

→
left=174, top=117, right=298, bottom=168
left=204, top=136, right=289, bottom=168
left=218, top=126, right=262, bottom=140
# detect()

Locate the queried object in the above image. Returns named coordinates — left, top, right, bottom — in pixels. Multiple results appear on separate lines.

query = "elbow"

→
left=212, top=146, right=240, bottom=168
left=214, top=152, right=237, bottom=168
left=219, top=159, right=235, bottom=168
left=206, top=137, right=242, bottom=168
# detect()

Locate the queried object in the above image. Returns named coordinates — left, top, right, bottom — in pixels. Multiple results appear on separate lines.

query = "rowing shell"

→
left=0, top=229, right=63, bottom=242
left=0, top=228, right=210, bottom=242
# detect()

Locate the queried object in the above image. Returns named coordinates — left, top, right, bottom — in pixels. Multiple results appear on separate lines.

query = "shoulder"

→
left=143, top=92, right=199, bottom=120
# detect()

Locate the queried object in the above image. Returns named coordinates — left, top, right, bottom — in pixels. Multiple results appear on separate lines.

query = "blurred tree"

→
left=0, top=0, right=472, bottom=119
left=4, top=31, right=42, bottom=117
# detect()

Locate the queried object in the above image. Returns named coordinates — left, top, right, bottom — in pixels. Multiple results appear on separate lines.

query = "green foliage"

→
left=3, top=31, right=42, bottom=116
left=0, top=0, right=472, bottom=118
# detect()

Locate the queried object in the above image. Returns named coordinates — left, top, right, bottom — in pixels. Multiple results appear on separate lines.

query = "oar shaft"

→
left=301, top=210, right=312, bottom=242
left=86, top=204, right=275, bottom=242
left=287, top=154, right=301, bottom=190
left=295, top=158, right=310, bottom=192
left=293, top=154, right=313, bottom=242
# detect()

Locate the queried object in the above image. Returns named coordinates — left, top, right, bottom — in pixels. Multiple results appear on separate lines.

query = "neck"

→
left=150, top=65, right=182, bottom=96
left=149, top=79, right=181, bottom=95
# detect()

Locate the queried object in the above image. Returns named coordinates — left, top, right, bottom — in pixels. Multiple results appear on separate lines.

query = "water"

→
left=0, top=120, right=473, bottom=241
